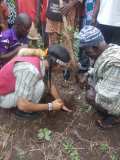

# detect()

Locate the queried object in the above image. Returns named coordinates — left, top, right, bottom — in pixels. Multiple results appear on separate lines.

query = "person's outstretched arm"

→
left=17, top=98, right=65, bottom=112
left=14, top=62, right=71, bottom=112
left=0, top=44, right=28, bottom=60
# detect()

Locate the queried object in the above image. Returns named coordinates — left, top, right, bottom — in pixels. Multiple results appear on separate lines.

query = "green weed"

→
left=63, top=140, right=80, bottom=160
left=37, top=128, right=52, bottom=141
left=111, top=152, right=120, bottom=160
left=80, top=105, right=92, bottom=113
left=100, top=143, right=109, bottom=153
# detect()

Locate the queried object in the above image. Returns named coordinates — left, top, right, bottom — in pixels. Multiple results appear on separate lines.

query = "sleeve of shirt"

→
left=13, top=62, right=40, bottom=101
left=95, top=65, right=120, bottom=115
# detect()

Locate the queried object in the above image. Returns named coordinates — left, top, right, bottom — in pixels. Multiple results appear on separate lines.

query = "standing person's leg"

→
left=79, top=48, right=90, bottom=72
left=48, top=33, right=60, bottom=45
left=46, top=18, right=61, bottom=46
left=41, top=23, right=49, bottom=48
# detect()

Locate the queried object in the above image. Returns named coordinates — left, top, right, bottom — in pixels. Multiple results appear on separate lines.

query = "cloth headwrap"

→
left=79, top=25, right=104, bottom=47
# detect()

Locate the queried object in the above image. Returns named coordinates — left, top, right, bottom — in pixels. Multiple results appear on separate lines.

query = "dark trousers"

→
left=97, top=22, right=120, bottom=45
left=78, top=48, right=90, bottom=72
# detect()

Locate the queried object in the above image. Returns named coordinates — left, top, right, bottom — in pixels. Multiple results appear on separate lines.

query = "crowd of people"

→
left=0, top=0, right=120, bottom=129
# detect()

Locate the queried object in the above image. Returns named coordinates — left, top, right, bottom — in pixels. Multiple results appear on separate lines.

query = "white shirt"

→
left=97, top=0, right=120, bottom=27
left=0, top=61, right=45, bottom=108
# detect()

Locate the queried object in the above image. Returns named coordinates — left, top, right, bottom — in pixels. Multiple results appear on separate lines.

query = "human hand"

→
left=52, top=99, right=72, bottom=112
left=78, top=72, right=89, bottom=89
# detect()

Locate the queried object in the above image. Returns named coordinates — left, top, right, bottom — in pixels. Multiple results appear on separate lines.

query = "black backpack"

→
left=46, top=0, right=63, bottom=22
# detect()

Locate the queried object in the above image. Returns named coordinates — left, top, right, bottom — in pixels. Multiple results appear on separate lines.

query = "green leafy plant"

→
left=66, top=26, right=75, bottom=34
left=100, top=143, right=109, bottom=153
left=37, top=128, right=52, bottom=141
left=15, top=148, right=27, bottom=160
left=80, top=105, right=92, bottom=113
left=0, top=156, right=3, bottom=160
left=15, top=151, right=26, bottom=160
left=111, top=153, right=120, bottom=160
left=63, top=140, right=80, bottom=160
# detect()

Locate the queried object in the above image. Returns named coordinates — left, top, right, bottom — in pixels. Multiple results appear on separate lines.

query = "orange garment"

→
left=46, top=3, right=76, bottom=45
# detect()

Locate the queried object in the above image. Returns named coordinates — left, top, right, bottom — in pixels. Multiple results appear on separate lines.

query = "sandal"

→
left=15, top=108, right=40, bottom=120
left=96, top=116, right=120, bottom=129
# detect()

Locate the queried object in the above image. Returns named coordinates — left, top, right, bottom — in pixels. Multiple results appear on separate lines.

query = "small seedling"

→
left=66, top=26, right=74, bottom=33
left=111, top=153, right=120, bottom=160
left=37, top=128, right=52, bottom=141
left=63, top=140, right=80, bottom=160
left=0, top=156, right=3, bottom=160
left=100, top=143, right=109, bottom=153
left=80, top=105, right=92, bottom=113
left=15, top=151, right=26, bottom=160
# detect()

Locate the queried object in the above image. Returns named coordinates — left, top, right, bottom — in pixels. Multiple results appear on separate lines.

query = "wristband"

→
left=48, top=103, right=53, bottom=111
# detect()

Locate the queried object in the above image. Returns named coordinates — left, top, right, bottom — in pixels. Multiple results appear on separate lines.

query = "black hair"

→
left=47, top=44, right=70, bottom=88
left=15, top=13, right=32, bottom=27
left=48, top=44, right=70, bottom=63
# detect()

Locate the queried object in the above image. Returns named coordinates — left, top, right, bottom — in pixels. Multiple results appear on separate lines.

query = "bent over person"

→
left=79, top=25, right=120, bottom=129
left=0, top=44, right=71, bottom=118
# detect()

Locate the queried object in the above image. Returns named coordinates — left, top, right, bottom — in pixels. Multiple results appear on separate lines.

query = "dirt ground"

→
left=0, top=71, right=120, bottom=160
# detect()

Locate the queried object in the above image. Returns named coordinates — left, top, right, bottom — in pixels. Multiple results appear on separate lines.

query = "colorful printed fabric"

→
left=83, top=0, right=96, bottom=25
left=94, top=44, right=120, bottom=115
left=5, top=0, right=16, bottom=26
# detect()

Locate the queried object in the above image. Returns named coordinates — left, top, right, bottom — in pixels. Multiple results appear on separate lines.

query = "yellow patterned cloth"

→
left=18, top=48, right=48, bottom=58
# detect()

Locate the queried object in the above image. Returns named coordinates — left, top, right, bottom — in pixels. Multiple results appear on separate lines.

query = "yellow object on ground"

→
left=18, top=48, right=48, bottom=58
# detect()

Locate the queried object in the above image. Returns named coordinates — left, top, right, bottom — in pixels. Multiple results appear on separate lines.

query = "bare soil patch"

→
left=0, top=72, right=120, bottom=160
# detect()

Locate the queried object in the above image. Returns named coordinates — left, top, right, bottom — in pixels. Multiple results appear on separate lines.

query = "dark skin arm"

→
left=60, top=0, right=83, bottom=16
left=0, top=44, right=28, bottom=60
left=0, top=46, right=20, bottom=60
left=47, top=80, right=61, bottom=99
